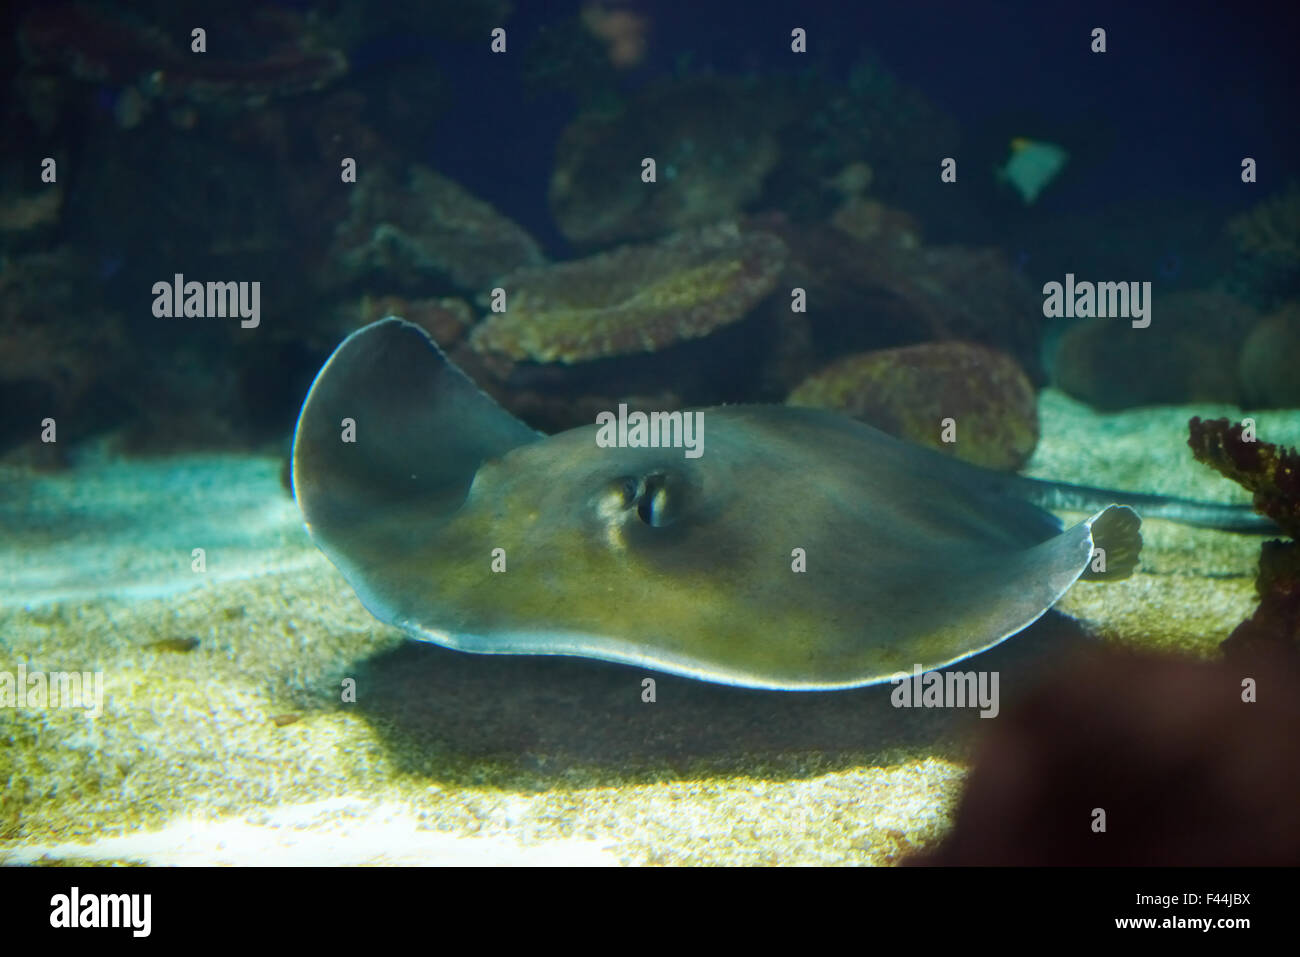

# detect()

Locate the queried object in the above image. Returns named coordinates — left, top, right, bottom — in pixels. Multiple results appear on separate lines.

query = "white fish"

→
left=999, top=137, right=1069, bottom=204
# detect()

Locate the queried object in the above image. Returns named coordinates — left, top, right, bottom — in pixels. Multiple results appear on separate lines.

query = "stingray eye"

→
left=637, top=473, right=680, bottom=527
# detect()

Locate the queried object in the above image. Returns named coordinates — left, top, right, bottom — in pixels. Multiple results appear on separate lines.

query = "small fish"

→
left=291, top=319, right=1269, bottom=691
left=998, top=137, right=1068, bottom=204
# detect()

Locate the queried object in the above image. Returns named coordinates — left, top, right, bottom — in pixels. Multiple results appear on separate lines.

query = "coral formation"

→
left=1188, top=417, right=1300, bottom=658
left=549, top=77, right=787, bottom=246
left=1188, top=417, right=1300, bottom=538
left=1227, top=182, right=1300, bottom=306
left=19, top=5, right=348, bottom=105
left=332, top=164, right=545, bottom=292
left=787, top=342, right=1039, bottom=470
left=760, top=56, right=961, bottom=226
left=829, top=196, right=921, bottom=249
left=469, top=222, right=787, bottom=363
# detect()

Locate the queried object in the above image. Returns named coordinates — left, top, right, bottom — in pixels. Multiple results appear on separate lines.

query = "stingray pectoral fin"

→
left=291, top=317, right=540, bottom=622
left=907, top=505, right=1141, bottom=676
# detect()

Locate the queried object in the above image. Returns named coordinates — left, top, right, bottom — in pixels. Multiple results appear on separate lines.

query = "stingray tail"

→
left=1012, top=475, right=1277, bottom=534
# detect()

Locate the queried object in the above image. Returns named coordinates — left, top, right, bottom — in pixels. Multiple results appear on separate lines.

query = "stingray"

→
left=292, top=318, right=1271, bottom=690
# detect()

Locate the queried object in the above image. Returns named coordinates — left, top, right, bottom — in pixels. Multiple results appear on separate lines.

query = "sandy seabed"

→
left=2, top=390, right=1296, bottom=865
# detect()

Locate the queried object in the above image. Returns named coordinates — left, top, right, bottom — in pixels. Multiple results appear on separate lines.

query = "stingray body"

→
left=292, top=319, right=1248, bottom=690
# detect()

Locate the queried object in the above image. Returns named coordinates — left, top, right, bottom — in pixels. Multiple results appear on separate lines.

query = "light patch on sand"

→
left=3, top=797, right=619, bottom=867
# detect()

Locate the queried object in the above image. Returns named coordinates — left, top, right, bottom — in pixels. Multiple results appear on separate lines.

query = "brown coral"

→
left=1188, top=417, right=1300, bottom=658
left=469, top=222, right=787, bottom=364
left=787, top=342, right=1039, bottom=470
left=332, top=164, right=545, bottom=292
left=1188, top=417, right=1300, bottom=538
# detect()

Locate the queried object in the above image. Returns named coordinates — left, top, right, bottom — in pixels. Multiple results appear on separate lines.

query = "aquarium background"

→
left=1, top=0, right=1298, bottom=866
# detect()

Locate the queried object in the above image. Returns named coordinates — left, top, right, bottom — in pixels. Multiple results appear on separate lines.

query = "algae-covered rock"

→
left=787, top=342, right=1039, bottom=470
left=469, top=222, right=787, bottom=364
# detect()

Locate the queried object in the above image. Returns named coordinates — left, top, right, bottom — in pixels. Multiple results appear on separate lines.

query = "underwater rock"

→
left=332, top=164, right=545, bottom=292
left=337, top=295, right=475, bottom=351
left=469, top=222, right=787, bottom=363
left=787, top=342, right=1039, bottom=471
left=454, top=298, right=784, bottom=434
left=829, top=196, right=921, bottom=249
left=1222, top=540, right=1300, bottom=661
left=1238, top=302, right=1300, bottom=408
left=580, top=1, right=650, bottom=69
left=1053, top=290, right=1257, bottom=410
left=909, top=649, right=1300, bottom=865
left=549, top=77, right=787, bottom=246
left=768, top=220, right=1044, bottom=380
left=0, top=248, right=126, bottom=456
left=19, top=5, right=347, bottom=105
left=1188, top=417, right=1300, bottom=659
